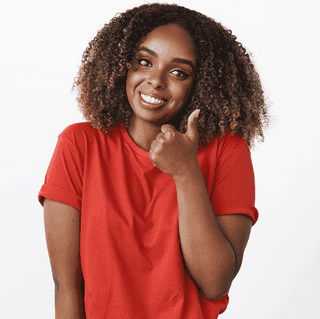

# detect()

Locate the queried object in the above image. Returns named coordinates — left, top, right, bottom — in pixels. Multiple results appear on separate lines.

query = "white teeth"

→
left=141, top=93, right=165, bottom=105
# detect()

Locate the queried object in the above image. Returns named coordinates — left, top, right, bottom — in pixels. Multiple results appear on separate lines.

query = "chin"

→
left=163, top=107, right=187, bottom=130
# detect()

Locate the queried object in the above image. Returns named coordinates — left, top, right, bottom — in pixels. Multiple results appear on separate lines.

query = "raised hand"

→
left=149, top=109, right=200, bottom=179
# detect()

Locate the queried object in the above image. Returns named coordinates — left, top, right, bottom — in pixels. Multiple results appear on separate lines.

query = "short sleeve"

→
left=38, top=125, right=84, bottom=211
left=210, top=141, right=258, bottom=225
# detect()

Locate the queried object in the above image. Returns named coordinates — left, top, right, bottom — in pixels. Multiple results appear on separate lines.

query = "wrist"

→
left=172, top=160, right=201, bottom=183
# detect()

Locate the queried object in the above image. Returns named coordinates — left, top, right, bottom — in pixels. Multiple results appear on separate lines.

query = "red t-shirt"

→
left=39, top=122, right=258, bottom=318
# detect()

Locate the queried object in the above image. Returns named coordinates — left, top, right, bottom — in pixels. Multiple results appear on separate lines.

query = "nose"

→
left=147, top=68, right=166, bottom=89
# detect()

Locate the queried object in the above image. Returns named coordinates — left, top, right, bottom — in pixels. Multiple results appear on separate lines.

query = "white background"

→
left=1, top=0, right=319, bottom=318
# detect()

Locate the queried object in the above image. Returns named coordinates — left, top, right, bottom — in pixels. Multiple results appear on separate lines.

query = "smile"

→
left=140, top=93, right=167, bottom=105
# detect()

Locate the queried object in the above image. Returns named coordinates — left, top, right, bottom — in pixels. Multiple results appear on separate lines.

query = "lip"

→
left=141, top=92, right=168, bottom=102
left=139, top=92, right=169, bottom=109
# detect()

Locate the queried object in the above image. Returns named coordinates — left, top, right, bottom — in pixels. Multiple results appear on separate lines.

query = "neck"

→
left=128, top=117, right=161, bottom=152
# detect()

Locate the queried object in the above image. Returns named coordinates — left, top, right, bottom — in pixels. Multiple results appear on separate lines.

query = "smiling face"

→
left=126, top=24, right=196, bottom=127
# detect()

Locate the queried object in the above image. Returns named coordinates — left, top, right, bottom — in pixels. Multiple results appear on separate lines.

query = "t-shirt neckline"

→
left=120, top=123, right=151, bottom=159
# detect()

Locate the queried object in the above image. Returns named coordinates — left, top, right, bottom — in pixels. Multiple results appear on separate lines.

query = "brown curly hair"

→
left=72, top=3, right=270, bottom=149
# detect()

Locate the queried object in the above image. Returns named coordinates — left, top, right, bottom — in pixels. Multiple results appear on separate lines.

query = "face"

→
left=126, top=24, right=196, bottom=126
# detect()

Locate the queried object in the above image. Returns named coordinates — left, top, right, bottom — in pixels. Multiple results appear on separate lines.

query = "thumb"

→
left=186, top=109, right=200, bottom=142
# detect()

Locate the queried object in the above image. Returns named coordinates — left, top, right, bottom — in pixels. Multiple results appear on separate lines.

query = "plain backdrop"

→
left=1, top=0, right=319, bottom=318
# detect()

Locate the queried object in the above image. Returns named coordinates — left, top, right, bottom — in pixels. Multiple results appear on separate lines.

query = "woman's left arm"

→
left=173, top=165, right=252, bottom=300
left=149, top=109, right=253, bottom=300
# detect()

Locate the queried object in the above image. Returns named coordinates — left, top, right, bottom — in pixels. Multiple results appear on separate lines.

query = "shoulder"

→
left=57, top=122, right=109, bottom=146
left=56, top=122, right=125, bottom=154
left=58, top=122, right=96, bottom=139
left=217, top=131, right=248, bottom=155
left=199, top=130, right=248, bottom=158
left=54, top=122, right=101, bottom=156
left=59, top=122, right=123, bottom=139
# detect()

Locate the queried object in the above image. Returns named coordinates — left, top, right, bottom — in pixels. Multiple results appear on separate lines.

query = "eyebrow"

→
left=137, top=46, right=194, bottom=69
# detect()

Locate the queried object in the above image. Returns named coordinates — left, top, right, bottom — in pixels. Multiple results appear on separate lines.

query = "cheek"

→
left=174, top=81, right=193, bottom=103
left=127, top=70, right=146, bottom=94
left=126, top=70, right=134, bottom=88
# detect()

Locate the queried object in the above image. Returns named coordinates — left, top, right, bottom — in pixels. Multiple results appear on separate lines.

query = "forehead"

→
left=139, top=24, right=196, bottom=62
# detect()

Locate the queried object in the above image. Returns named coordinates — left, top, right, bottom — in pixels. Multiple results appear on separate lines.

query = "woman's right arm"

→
left=43, top=198, right=85, bottom=319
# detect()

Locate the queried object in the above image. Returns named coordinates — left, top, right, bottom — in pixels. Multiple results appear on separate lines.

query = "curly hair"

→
left=72, top=3, right=270, bottom=149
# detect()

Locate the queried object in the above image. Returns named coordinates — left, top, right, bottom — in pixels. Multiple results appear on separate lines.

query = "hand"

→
left=149, top=109, right=200, bottom=178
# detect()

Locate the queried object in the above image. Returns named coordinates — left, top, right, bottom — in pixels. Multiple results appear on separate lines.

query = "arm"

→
left=43, top=198, right=85, bottom=319
left=173, top=165, right=252, bottom=300
left=149, top=109, right=253, bottom=300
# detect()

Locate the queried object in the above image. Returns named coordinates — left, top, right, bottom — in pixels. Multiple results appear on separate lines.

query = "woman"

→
left=39, top=3, right=270, bottom=318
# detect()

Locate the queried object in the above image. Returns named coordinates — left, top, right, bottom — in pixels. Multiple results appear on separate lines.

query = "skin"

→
left=44, top=199, right=85, bottom=318
left=126, top=23, right=196, bottom=152
left=127, top=23, right=253, bottom=300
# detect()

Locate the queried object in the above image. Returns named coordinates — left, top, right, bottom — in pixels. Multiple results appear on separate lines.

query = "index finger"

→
left=160, top=124, right=176, bottom=135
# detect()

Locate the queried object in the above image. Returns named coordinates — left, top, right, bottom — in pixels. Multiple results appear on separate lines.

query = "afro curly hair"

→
left=72, top=3, right=270, bottom=149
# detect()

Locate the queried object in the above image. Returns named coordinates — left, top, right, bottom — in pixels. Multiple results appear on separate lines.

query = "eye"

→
left=171, top=70, right=190, bottom=79
left=137, top=59, right=152, bottom=67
